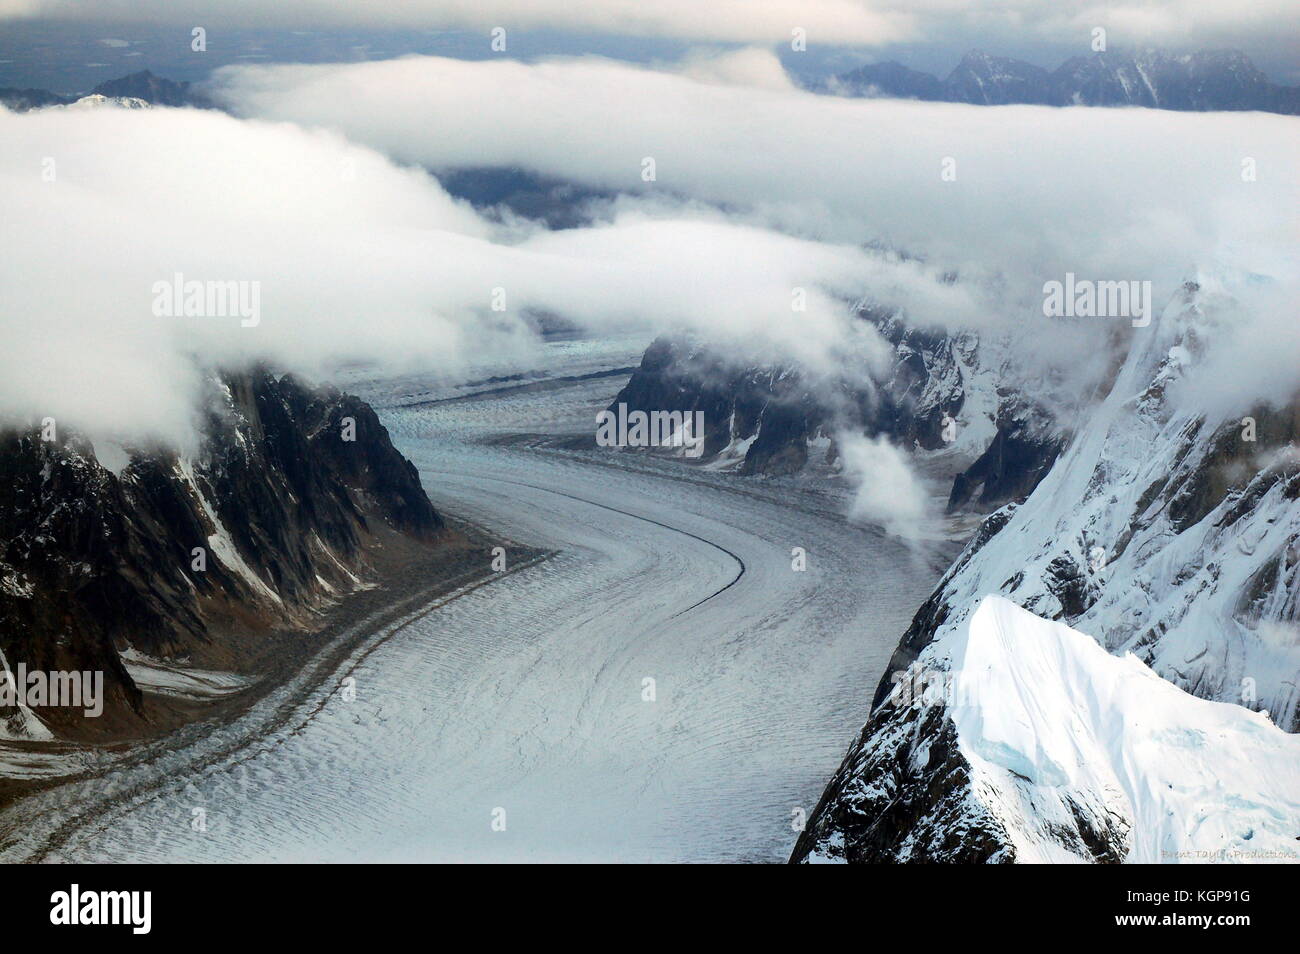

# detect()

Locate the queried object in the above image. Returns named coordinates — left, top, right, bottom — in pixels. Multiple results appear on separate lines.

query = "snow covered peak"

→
left=952, top=597, right=1300, bottom=863
left=912, top=273, right=1300, bottom=726
left=793, top=272, right=1298, bottom=863
left=792, top=596, right=1300, bottom=863
left=48, top=94, right=151, bottom=111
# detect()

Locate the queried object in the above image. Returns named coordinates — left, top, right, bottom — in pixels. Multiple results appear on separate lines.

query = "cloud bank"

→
left=0, top=100, right=905, bottom=446
left=2, top=52, right=1295, bottom=460
left=212, top=54, right=1298, bottom=374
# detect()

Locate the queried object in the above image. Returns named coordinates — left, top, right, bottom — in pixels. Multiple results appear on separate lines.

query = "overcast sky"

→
left=1, top=0, right=1298, bottom=91
left=5, top=0, right=1296, bottom=50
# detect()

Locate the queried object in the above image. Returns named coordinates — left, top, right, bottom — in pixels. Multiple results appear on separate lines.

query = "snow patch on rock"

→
left=176, top=456, right=283, bottom=607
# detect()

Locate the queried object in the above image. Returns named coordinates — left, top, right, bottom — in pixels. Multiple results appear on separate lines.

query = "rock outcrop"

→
left=0, top=368, right=443, bottom=741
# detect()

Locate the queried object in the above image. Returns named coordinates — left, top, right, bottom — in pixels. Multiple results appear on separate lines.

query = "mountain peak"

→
left=90, top=70, right=204, bottom=108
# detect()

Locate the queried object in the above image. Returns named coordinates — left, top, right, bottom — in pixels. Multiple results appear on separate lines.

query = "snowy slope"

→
left=832, top=48, right=1300, bottom=114
left=794, top=273, right=1299, bottom=862
left=47, top=94, right=151, bottom=110
left=794, top=594, right=1300, bottom=864
left=915, top=275, right=1300, bottom=727
left=952, top=597, right=1300, bottom=864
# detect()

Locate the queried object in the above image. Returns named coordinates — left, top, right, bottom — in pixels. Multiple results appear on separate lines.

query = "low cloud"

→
left=211, top=55, right=1295, bottom=301
left=669, top=47, right=796, bottom=90
left=837, top=432, right=928, bottom=540
left=213, top=54, right=1299, bottom=398
left=0, top=101, right=905, bottom=446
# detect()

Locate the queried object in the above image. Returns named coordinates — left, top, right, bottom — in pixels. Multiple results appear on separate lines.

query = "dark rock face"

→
left=791, top=703, right=1015, bottom=863
left=610, top=309, right=1060, bottom=514
left=608, top=309, right=973, bottom=476
left=607, top=337, right=823, bottom=476
left=609, top=338, right=744, bottom=461
left=0, top=87, right=72, bottom=111
left=90, top=70, right=210, bottom=108
left=790, top=502, right=1140, bottom=866
left=211, top=371, right=441, bottom=549
left=0, top=369, right=441, bottom=739
left=864, top=311, right=969, bottom=450
left=944, top=51, right=1055, bottom=105
left=830, top=48, right=1300, bottom=115
left=791, top=683, right=1133, bottom=864
left=947, top=401, right=1062, bottom=512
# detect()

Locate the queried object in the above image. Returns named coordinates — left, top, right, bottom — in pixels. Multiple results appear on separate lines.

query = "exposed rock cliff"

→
left=609, top=307, right=1064, bottom=512
left=0, top=368, right=443, bottom=742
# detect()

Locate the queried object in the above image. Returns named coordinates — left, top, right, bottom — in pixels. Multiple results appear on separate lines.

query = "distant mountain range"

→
left=7, top=48, right=1299, bottom=118
left=0, top=70, right=209, bottom=112
left=827, top=49, right=1300, bottom=114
